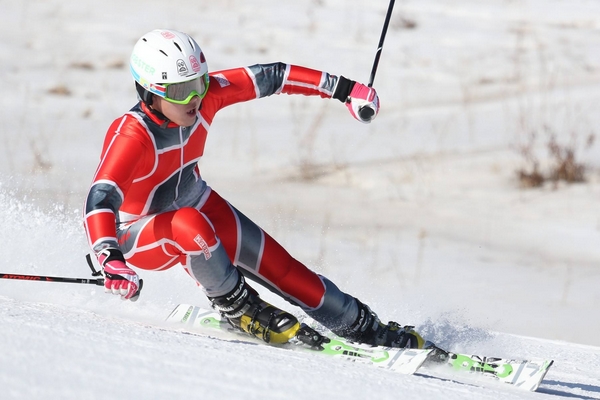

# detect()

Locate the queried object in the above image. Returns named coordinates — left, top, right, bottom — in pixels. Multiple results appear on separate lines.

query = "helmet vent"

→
left=159, top=50, right=168, bottom=57
left=173, top=42, right=182, bottom=52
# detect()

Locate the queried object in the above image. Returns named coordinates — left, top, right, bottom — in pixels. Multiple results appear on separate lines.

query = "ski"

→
left=317, top=328, right=553, bottom=391
left=434, top=352, right=554, bottom=392
left=165, top=304, right=430, bottom=375
left=165, top=304, right=553, bottom=390
left=300, top=314, right=553, bottom=391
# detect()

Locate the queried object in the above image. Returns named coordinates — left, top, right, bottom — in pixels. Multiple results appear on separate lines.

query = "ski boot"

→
left=208, top=274, right=300, bottom=344
left=333, top=299, right=426, bottom=348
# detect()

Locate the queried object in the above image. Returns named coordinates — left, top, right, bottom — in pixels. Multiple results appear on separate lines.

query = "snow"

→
left=1, top=0, right=600, bottom=398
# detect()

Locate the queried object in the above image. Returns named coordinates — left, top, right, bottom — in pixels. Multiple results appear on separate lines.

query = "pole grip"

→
left=358, top=106, right=376, bottom=121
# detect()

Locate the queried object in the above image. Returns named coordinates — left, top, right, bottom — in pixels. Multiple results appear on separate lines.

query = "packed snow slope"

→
left=1, top=0, right=600, bottom=398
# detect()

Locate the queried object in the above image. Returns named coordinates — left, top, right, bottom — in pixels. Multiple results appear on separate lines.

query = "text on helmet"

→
left=131, top=53, right=156, bottom=75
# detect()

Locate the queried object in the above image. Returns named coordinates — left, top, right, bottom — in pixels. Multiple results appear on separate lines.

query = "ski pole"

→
left=366, top=0, right=396, bottom=87
left=0, top=255, right=143, bottom=300
left=0, top=273, right=104, bottom=286
left=358, top=0, right=396, bottom=121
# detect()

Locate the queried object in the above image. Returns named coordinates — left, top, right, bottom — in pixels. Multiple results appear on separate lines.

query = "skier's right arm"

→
left=84, top=117, right=150, bottom=300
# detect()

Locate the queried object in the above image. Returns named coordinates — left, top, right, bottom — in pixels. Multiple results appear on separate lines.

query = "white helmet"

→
left=130, top=29, right=209, bottom=104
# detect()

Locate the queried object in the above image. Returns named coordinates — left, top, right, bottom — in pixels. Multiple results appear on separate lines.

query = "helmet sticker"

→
left=161, top=31, right=176, bottom=39
left=189, top=55, right=201, bottom=72
left=162, top=72, right=168, bottom=80
left=132, top=68, right=166, bottom=96
left=176, top=59, right=189, bottom=76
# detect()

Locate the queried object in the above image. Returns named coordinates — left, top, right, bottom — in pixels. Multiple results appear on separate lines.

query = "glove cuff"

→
left=98, top=248, right=126, bottom=266
left=332, top=76, right=356, bottom=103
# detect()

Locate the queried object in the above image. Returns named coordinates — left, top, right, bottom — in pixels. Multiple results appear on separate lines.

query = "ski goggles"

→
left=162, top=73, right=210, bottom=104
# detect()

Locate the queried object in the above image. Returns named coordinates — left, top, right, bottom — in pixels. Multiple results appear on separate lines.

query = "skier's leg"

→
left=200, top=189, right=425, bottom=348
left=197, top=191, right=361, bottom=333
left=117, top=208, right=239, bottom=296
left=198, top=190, right=338, bottom=308
left=117, top=203, right=299, bottom=343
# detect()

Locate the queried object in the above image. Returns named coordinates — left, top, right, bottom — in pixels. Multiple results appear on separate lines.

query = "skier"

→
left=84, top=29, right=426, bottom=349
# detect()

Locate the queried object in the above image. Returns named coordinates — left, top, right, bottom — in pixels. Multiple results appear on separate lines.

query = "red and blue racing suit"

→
left=84, top=63, right=359, bottom=331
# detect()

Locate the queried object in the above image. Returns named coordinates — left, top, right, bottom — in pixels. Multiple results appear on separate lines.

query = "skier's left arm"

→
left=210, top=63, right=380, bottom=123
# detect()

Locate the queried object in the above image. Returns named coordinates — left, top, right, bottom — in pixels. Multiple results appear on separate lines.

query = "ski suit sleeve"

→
left=84, top=115, right=152, bottom=253
left=206, top=63, right=352, bottom=111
